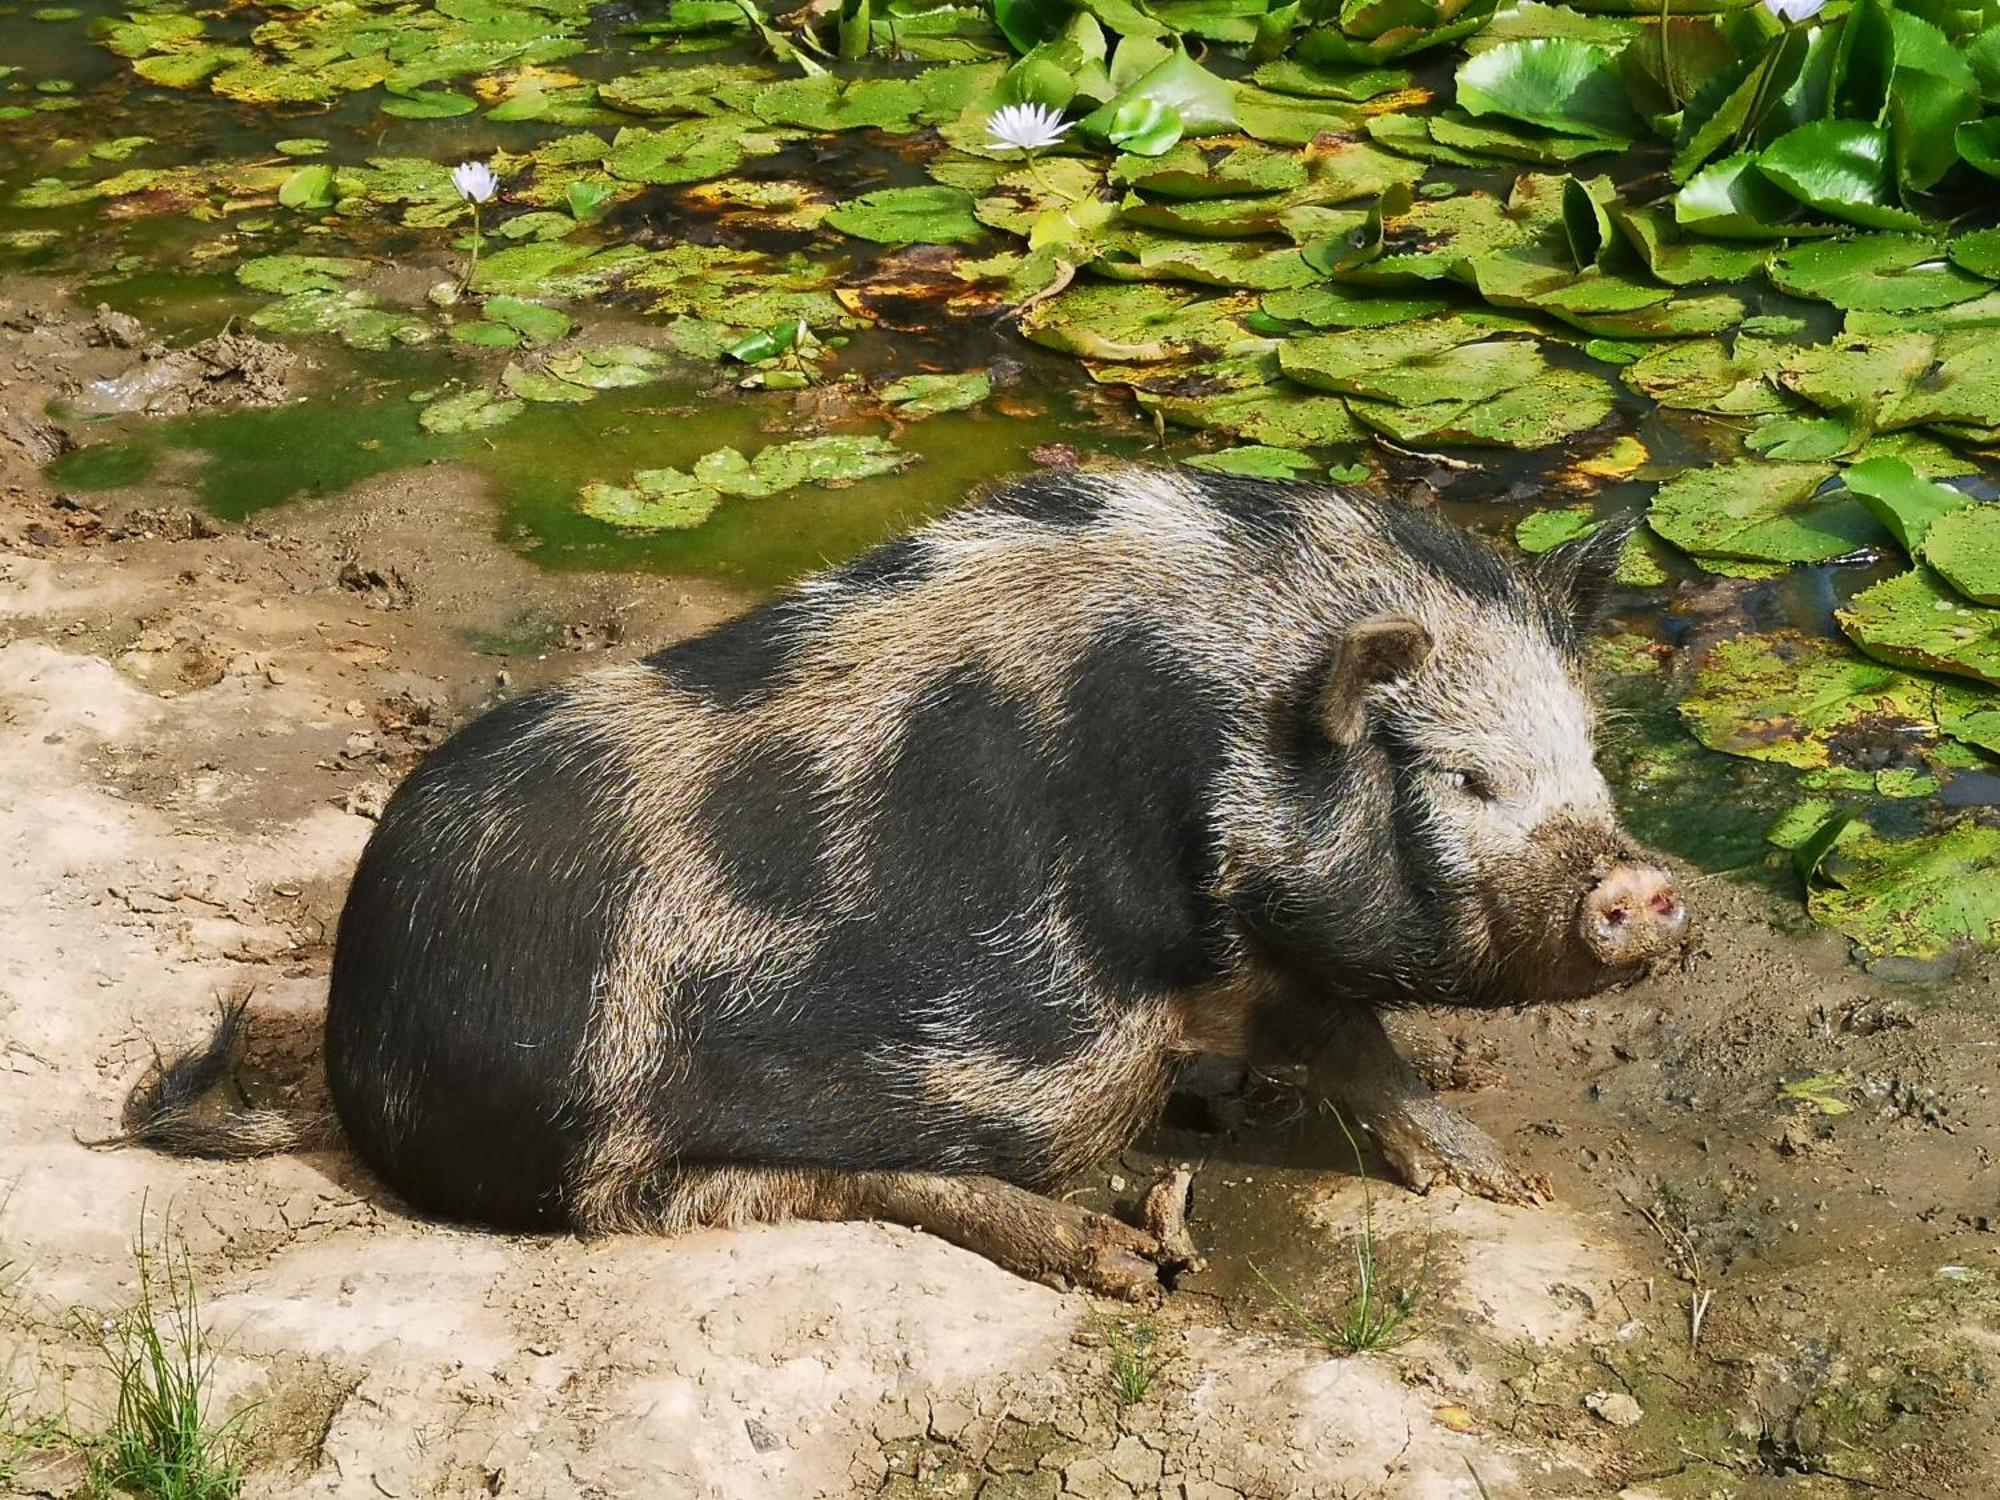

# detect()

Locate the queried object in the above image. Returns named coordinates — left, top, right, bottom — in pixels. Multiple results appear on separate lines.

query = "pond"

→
left=4, top=0, right=2000, bottom=956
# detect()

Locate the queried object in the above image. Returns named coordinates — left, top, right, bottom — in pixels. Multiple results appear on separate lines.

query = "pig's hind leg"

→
left=643, top=1165, right=1187, bottom=1299
left=1303, top=1007, right=1552, bottom=1207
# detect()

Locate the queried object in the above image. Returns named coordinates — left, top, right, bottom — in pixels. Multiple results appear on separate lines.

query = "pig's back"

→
left=325, top=468, right=1350, bottom=1226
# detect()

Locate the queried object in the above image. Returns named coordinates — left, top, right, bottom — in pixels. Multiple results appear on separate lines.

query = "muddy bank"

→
left=3, top=282, right=1998, bottom=1499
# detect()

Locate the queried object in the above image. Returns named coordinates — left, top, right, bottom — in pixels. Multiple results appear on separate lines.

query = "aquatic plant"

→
left=451, top=160, right=498, bottom=292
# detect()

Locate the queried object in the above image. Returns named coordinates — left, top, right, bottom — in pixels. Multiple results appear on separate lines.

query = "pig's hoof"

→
left=1077, top=1235, right=1171, bottom=1302
left=1063, top=1197, right=1199, bottom=1301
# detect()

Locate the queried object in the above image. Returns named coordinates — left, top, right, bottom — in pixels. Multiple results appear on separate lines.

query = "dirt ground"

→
left=3, top=280, right=1999, bottom=1500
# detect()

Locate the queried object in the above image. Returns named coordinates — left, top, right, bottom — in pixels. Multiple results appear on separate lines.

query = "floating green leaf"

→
left=1515, top=507, right=1597, bottom=553
left=1918, top=505, right=2000, bottom=605
left=826, top=184, right=984, bottom=244
left=1767, top=235, right=1988, bottom=312
left=419, top=387, right=526, bottom=433
left=1840, top=457, right=1977, bottom=552
left=380, top=88, right=478, bottom=119
left=1183, top=444, right=1319, bottom=479
left=482, top=296, right=573, bottom=347
left=1649, top=461, right=1883, bottom=568
left=1838, top=567, right=2000, bottom=685
left=236, top=254, right=368, bottom=295
left=1454, top=38, right=1638, bottom=140
left=582, top=468, right=724, bottom=530
left=880, top=370, right=992, bottom=414
left=1680, top=631, right=1984, bottom=771
left=1809, top=820, right=2000, bottom=956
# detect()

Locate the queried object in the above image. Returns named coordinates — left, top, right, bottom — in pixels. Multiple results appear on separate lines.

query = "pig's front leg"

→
left=1304, top=1006, right=1552, bottom=1207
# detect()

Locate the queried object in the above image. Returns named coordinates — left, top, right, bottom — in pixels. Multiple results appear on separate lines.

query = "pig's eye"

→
left=1443, top=768, right=1497, bottom=801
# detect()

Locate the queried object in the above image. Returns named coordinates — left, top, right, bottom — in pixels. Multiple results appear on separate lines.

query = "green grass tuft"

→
left=1106, top=1319, right=1160, bottom=1405
left=1252, top=1106, right=1423, bottom=1354
left=79, top=1227, right=248, bottom=1500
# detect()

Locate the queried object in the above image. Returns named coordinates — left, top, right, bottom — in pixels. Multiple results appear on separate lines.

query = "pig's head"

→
left=1232, top=516, right=1688, bottom=1007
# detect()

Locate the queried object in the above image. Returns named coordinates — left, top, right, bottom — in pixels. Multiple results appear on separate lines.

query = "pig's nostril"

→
left=1651, top=891, right=1680, bottom=918
left=1603, top=905, right=1628, bottom=927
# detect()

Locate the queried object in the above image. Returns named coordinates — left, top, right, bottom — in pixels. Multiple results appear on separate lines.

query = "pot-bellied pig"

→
left=126, top=466, right=1687, bottom=1295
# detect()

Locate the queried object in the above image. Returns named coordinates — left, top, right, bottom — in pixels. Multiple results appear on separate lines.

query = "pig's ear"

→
left=1315, top=614, right=1433, bottom=748
left=1533, top=517, right=1633, bottom=638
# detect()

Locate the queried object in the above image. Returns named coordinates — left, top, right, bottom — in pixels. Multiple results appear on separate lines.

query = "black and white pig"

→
left=128, top=466, right=1687, bottom=1295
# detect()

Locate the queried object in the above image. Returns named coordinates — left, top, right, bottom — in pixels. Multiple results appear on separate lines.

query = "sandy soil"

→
left=3, top=280, right=1999, bottom=1500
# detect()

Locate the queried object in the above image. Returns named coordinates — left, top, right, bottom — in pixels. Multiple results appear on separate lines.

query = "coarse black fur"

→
left=324, top=688, right=636, bottom=1228
left=124, top=466, right=1654, bottom=1241
left=981, top=469, right=1108, bottom=528
left=647, top=595, right=816, bottom=710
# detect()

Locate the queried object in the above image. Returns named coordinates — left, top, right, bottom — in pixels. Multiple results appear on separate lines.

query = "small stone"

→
left=1584, top=1390, right=1644, bottom=1428
left=744, top=1418, right=781, bottom=1454
left=343, top=781, right=389, bottom=820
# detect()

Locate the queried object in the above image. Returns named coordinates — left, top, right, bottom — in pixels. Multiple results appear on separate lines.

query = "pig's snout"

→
left=1579, top=863, right=1687, bottom=968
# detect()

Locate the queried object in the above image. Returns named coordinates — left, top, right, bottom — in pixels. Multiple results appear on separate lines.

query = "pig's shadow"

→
left=1141, top=1057, right=1383, bottom=1178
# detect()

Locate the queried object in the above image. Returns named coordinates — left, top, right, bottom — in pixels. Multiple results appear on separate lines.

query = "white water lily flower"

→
left=451, top=160, right=499, bottom=204
left=986, top=102, right=1072, bottom=154
left=1762, top=0, right=1826, bottom=21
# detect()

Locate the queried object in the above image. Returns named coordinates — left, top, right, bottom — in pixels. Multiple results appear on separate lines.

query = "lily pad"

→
left=1279, top=318, right=1542, bottom=405
left=1768, top=235, right=1988, bottom=312
left=582, top=468, right=724, bottom=530
left=1348, top=363, right=1616, bottom=449
left=1648, top=461, right=1884, bottom=568
left=419, top=387, right=526, bottom=434
left=1623, top=338, right=1788, bottom=416
left=1515, top=508, right=1598, bottom=553
left=826, top=185, right=984, bottom=245
left=1140, top=378, right=1365, bottom=446
left=1679, top=631, right=1978, bottom=771
left=707, top=434, right=911, bottom=492
left=1756, top=121, right=1929, bottom=233
left=546, top=344, right=665, bottom=390
left=1259, top=285, right=1450, bottom=328
left=879, top=370, right=992, bottom=415
left=1918, top=505, right=2000, bottom=605
left=1454, top=38, right=1639, bottom=141
left=1183, top=445, right=1320, bottom=479
left=1020, top=281, right=1257, bottom=360
left=1809, top=819, right=2000, bottom=956
left=502, top=361, right=598, bottom=403
left=1674, top=151, right=1829, bottom=241
left=1606, top=203, right=1772, bottom=286
left=278, top=164, right=335, bottom=210
left=1840, top=457, right=1977, bottom=552
left=741, top=74, right=927, bottom=131
left=605, top=118, right=754, bottom=184
left=1838, top=567, right=2000, bottom=686
left=1078, top=45, right=1240, bottom=144
left=236, top=254, right=367, bottom=295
